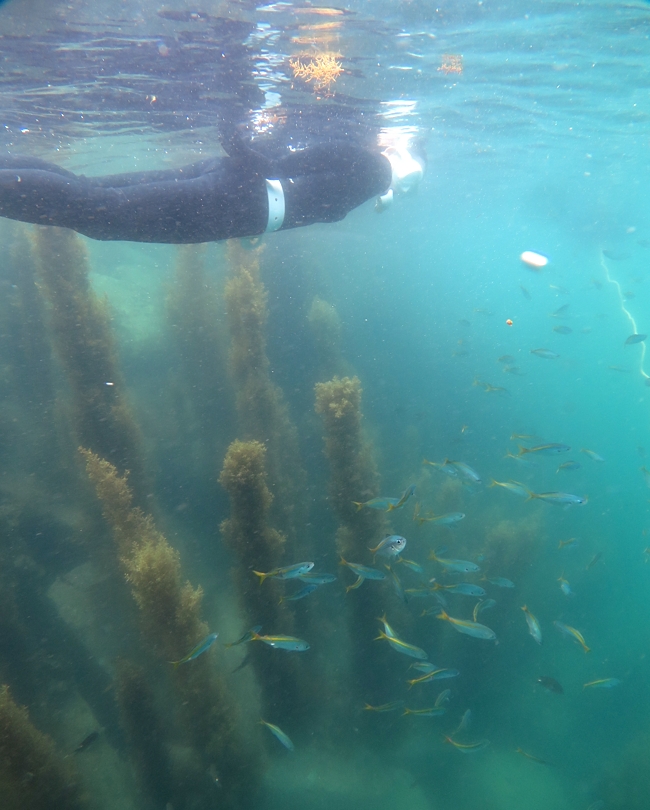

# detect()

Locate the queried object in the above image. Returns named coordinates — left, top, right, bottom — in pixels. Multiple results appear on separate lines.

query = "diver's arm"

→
left=277, top=143, right=392, bottom=228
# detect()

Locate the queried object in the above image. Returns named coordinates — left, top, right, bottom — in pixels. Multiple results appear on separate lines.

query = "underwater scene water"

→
left=1, top=0, right=650, bottom=809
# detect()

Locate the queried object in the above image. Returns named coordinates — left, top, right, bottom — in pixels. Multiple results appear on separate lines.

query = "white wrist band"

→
left=265, top=178, right=285, bottom=232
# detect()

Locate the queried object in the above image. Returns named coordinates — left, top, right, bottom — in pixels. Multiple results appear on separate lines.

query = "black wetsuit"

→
left=0, top=141, right=391, bottom=244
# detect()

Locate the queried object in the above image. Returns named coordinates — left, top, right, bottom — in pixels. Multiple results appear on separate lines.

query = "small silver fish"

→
left=377, top=614, right=397, bottom=638
left=410, top=661, right=438, bottom=673
left=369, top=535, right=407, bottom=558
left=340, top=558, right=387, bottom=579
left=487, top=577, right=514, bottom=588
left=352, top=497, right=400, bottom=511
left=252, top=634, right=310, bottom=652
left=224, top=626, right=262, bottom=649
left=472, top=598, right=496, bottom=622
left=410, top=661, right=459, bottom=679
left=553, top=621, right=590, bottom=652
left=489, top=479, right=530, bottom=497
left=260, top=720, right=294, bottom=751
left=583, top=678, right=620, bottom=689
left=519, top=443, right=570, bottom=455
left=387, top=567, right=407, bottom=603
left=280, top=583, right=319, bottom=602
left=521, top=606, right=542, bottom=644
left=376, top=629, right=428, bottom=660
left=170, top=633, right=219, bottom=668
left=363, top=700, right=405, bottom=713
left=580, top=448, right=605, bottom=462
left=444, top=459, right=481, bottom=484
left=530, top=348, right=560, bottom=359
left=433, top=668, right=460, bottom=680
left=435, top=689, right=451, bottom=708
left=416, top=511, right=465, bottom=527
left=436, top=583, right=486, bottom=597
left=556, top=461, right=581, bottom=472
left=387, top=484, right=416, bottom=511
left=453, top=709, right=472, bottom=735
left=297, top=572, right=337, bottom=585
left=430, top=552, right=480, bottom=574
left=527, top=491, right=587, bottom=505
left=253, top=562, right=314, bottom=584
left=396, top=557, right=424, bottom=574
left=404, top=587, right=432, bottom=599
left=423, top=458, right=458, bottom=478
left=437, top=610, right=496, bottom=641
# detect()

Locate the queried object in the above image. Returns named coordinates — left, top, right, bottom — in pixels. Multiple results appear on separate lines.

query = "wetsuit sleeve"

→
left=276, top=144, right=392, bottom=229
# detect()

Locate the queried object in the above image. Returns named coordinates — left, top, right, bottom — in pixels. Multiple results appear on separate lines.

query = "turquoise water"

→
left=1, top=1, right=650, bottom=809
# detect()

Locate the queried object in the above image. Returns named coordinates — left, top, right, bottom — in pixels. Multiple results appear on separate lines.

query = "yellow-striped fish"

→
left=253, top=562, right=314, bottom=583
left=516, top=747, right=548, bottom=764
left=407, top=668, right=450, bottom=688
left=375, top=629, right=428, bottom=660
left=363, top=701, right=405, bottom=712
left=435, top=689, right=451, bottom=708
left=521, top=605, right=542, bottom=644
left=553, top=621, right=590, bottom=652
left=583, top=678, right=620, bottom=689
left=169, top=632, right=218, bottom=668
left=489, top=479, right=530, bottom=498
left=518, top=443, right=570, bottom=456
left=444, top=736, right=489, bottom=752
left=352, top=497, right=399, bottom=511
left=260, top=720, right=294, bottom=751
left=251, top=633, right=310, bottom=652
left=387, top=484, right=416, bottom=511
left=436, top=610, right=496, bottom=641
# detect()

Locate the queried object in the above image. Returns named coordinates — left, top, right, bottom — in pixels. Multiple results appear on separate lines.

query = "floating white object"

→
left=520, top=250, right=548, bottom=269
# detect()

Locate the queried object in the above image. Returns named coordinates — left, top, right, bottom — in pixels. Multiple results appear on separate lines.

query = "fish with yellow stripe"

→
left=553, top=621, right=590, bottom=652
left=436, top=610, right=496, bottom=641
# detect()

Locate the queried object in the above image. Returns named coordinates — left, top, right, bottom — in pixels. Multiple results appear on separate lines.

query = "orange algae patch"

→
left=438, top=54, right=463, bottom=75
left=290, top=51, right=344, bottom=95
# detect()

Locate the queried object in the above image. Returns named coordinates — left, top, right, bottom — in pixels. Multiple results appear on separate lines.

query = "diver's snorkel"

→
left=375, top=145, right=424, bottom=212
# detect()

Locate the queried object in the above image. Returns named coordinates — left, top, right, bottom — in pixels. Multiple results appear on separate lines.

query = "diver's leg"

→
left=0, top=155, right=79, bottom=178
left=85, top=158, right=222, bottom=188
left=0, top=168, right=95, bottom=230
left=0, top=163, right=266, bottom=243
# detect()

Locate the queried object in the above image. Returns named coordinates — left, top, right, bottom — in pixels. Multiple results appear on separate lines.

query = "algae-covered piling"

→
left=315, top=376, right=405, bottom=702
left=225, top=241, right=306, bottom=548
left=307, top=296, right=350, bottom=380
left=166, top=244, right=234, bottom=481
left=33, top=228, right=146, bottom=498
left=0, top=685, right=84, bottom=810
left=114, top=659, right=173, bottom=809
left=81, top=448, right=261, bottom=809
left=219, top=439, right=304, bottom=718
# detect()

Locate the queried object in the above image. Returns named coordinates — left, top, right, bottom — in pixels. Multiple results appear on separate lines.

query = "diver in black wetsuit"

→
left=0, top=132, right=424, bottom=244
